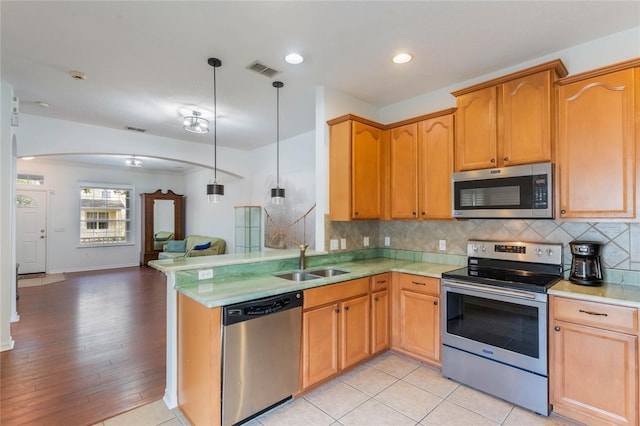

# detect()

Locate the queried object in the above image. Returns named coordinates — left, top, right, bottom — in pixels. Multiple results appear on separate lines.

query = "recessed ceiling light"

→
left=392, top=53, right=413, bottom=64
left=69, top=70, right=87, bottom=80
left=284, top=53, right=304, bottom=65
left=36, top=101, right=50, bottom=108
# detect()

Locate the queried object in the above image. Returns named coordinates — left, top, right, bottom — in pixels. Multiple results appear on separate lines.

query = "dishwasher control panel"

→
left=223, top=291, right=303, bottom=325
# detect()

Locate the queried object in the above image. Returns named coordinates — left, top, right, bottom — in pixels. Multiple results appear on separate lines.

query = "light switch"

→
left=384, top=237, right=390, bottom=247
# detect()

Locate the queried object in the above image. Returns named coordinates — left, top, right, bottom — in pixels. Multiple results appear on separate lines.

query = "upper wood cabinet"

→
left=389, top=111, right=455, bottom=220
left=329, top=116, right=383, bottom=220
left=452, top=59, right=568, bottom=171
left=556, top=59, right=639, bottom=219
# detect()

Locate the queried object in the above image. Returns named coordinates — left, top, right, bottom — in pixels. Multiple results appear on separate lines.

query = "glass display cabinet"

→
left=235, top=206, right=261, bottom=253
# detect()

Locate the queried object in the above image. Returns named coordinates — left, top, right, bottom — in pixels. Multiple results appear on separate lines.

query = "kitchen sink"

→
left=308, top=268, right=349, bottom=277
left=274, top=271, right=322, bottom=282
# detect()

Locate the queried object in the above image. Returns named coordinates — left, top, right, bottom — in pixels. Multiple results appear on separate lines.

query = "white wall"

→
left=0, top=81, right=16, bottom=351
left=181, top=130, right=316, bottom=253
left=16, top=158, right=186, bottom=273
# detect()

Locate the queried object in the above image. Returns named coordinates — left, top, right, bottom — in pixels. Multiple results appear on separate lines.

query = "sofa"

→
left=158, top=235, right=226, bottom=260
left=153, top=231, right=174, bottom=251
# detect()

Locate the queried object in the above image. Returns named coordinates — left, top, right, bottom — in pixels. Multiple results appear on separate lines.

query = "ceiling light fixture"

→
left=126, top=156, right=142, bottom=167
left=284, top=53, right=304, bottom=65
left=206, top=57, right=225, bottom=203
left=270, top=81, right=285, bottom=205
left=21, top=156, right=34, bottom=160
left=183, top=110, right=209, bottom=133
left=392, top=53, right=413, bottom=64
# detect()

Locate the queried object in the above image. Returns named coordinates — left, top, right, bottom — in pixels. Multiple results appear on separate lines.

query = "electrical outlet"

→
left=439, top=240, right=447, bottom=251
left=384, top=237, right=390, bottom=247
left=364, top=236, right=370, bottom=247
left=198, top=269, right=213, bottom=280
left=340, top=238, right=347, bottom=249
left=330, top=239, right=339, bottom=250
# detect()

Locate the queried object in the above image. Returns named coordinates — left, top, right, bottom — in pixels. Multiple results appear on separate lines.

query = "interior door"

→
left=16, top=189, right=47, bottom=274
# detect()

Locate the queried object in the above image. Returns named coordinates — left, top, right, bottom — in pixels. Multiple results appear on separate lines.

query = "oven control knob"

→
left=481, top=245, right=486, bottom=252
left=535, top=248, right=543, bottom=256
left=545, top=249, right=553, bottom=256
left=471, top=244, right=478, bottom=252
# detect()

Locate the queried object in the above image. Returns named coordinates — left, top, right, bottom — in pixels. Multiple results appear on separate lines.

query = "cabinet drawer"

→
left=370, top=273, right=390, bottom=292
left=552, top=296, right=638, bottom=334
left=397, top=274, right=440, bottom=296
left=304, top=278, right=369, bottom=310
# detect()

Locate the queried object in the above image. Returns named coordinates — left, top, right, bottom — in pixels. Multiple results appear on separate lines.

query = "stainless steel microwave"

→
left=452, top=162, right=553, bottom=219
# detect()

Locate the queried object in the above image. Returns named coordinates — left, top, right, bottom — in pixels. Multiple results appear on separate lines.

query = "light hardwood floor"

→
left=1, top=266, right=167, bottom=426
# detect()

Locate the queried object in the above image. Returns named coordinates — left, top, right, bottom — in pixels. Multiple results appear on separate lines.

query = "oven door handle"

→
left=442, top=280, right=538, bottom=300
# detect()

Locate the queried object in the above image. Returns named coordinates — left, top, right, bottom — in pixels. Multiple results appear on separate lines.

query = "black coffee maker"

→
left=569, top=241, right=603, bottom=286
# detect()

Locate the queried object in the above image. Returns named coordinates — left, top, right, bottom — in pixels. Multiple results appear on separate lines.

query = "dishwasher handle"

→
left=223, top=291, right=303, bottom=325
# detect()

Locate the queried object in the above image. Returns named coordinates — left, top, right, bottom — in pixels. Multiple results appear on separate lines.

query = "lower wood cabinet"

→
left=391, top=272, right=441, bottom=366
left=371, top=273, right=390, bottom=354
left=301, top=278, right=370, bottom=390
left=550, top=296, right=639, bottom=426
left=177, top=293, right=222, bottom=426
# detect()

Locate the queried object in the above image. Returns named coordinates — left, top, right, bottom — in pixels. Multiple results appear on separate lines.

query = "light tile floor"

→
left=99, top=352, right=584, bottom=426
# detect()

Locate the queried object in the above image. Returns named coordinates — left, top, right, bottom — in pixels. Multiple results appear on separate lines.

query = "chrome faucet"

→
left=299, top=244, right=308, bottom=270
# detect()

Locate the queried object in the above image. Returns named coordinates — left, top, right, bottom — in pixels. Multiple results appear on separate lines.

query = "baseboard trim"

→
left=1, top=338, right=15, bottom=352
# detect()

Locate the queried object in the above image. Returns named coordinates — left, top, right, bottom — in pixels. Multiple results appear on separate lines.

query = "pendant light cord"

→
left=276, top=84, right=280, bottom=188
left=213, top=64, right=218, bottom=182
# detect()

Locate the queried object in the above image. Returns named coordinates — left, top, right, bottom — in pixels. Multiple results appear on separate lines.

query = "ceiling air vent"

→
left=125, top=126, right=146, bottom=133
left=246, top=60, right=280, bottom=78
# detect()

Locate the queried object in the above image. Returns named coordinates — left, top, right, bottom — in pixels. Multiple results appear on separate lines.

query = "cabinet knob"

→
left=421, top=211, right=426, bottom=216
left=374, top=297, right=379, bottom=302
left=335, top=309, right=340, bottom=313
left=344, top=306, right=349, bottom=311
left=503, top=157, right=509, bottom=162
left=554, top=326, right=561, bottom=332
left=490, top=158, right=495, bottom=163
left=433, top=300, right=438, bottom=306
left=354, top=211, right=359, bottom=216
left=412, top=212, right=416, bottom=216
left=560, top=209, right=566, bottom=215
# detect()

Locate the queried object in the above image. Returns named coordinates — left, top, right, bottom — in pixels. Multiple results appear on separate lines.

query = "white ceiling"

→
left=2, top=1, right=639, bottom=169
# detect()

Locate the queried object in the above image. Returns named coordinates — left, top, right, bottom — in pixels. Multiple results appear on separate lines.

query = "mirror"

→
left=154, top=200, right=175, bottom=235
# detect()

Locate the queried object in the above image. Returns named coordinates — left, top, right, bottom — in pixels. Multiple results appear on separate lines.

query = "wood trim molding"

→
left=556, top=57, right=640, bottom=85
left=327, top=108, right=457, bottom=130
left=451, top=59, right=568, bottom=97
left=326, top=114, right=385, bottom=128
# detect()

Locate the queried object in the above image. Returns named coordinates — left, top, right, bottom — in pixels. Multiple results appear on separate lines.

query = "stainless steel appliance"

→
left=222, top=291, right=303, bottom=426
left=569, top=241, right=603, bottom=286
left=452, top=162, right=553, bottom=218
left=441, top=240, right=563, bottom=415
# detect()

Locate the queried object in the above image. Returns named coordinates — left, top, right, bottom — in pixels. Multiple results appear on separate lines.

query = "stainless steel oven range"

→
left=441, top=240, right=563, bottom=416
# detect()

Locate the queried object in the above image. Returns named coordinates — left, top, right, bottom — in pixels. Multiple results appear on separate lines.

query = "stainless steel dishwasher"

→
left=222, top=290, right=303, bottom=426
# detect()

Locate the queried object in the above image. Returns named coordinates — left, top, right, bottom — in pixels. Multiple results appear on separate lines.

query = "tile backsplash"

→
left=325, top=215, right=640, bottom=285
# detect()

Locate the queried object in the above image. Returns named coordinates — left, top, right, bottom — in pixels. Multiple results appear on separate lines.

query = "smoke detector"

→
left=69, top=70, right=87, bottom=80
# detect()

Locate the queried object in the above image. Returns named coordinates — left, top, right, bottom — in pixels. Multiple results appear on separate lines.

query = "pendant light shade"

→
left=207, top=57, right=224, bottom=203
left=271, top=81, right=285, bottom=204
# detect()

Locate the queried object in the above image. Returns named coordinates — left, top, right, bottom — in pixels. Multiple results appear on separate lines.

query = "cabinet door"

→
left=398, top=289, right=440, bottom=364
left=390, top=123, right=418, bottom=219
left=418, top=114, right=454, bottom=219
left=557, top=68, right=637, bottom=219
left=455, top=86, right=497, bottom=171
left=371, top=289, right=390, bottom=354
left=500, top=71, right=552, bottom=166
left=551, top=319, right=638, bottom=425
left=352, top=121, right=382, bottom=219
left=302, top=303, right=339, bottom=389
left=341, top=295, right=371, bottom=369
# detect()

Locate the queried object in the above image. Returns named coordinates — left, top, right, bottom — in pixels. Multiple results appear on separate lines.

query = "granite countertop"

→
left=172, top=258, right=456, bottom=308
left=549, top=279, right=640, bottom=308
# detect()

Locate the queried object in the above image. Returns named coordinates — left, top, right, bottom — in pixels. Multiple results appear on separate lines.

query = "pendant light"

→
left=206, top=57, right=224, bottom=203
left=270, top=81, right=285, bottom=204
